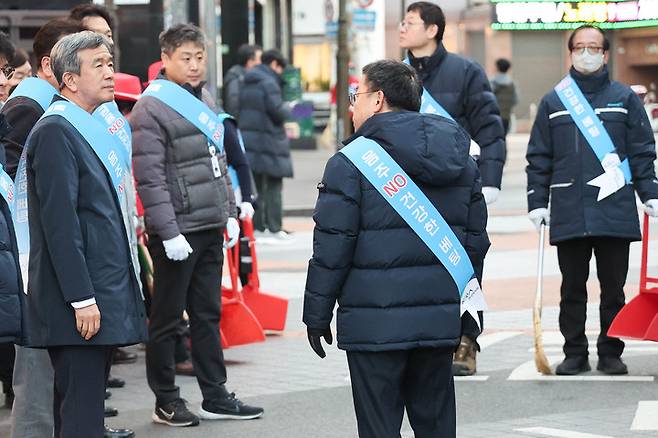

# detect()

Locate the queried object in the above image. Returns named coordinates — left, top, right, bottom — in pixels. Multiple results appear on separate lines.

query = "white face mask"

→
left=572, top=50, right=605, bottom=75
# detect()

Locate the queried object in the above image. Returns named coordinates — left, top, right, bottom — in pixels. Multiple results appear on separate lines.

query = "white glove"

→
left=482, top=187, right=500, bottom=205
left=645, top=199, right=658, bottom=217
left=162, top=234, right=193, bottom=261
left=469, top=139, right=481, bottom=159
left=239, top=202, right=255, bottom=220
left=224, top=217, right=240, bottom=249
left=528, top=208, right=550, bottom=231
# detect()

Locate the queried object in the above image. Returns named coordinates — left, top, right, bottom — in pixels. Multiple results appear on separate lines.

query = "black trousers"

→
left=48, top=346, right=112, bottom=438
left=0, top=342, right=14, bottom=394
left=346, top=348, right=455, bottom=438
left=146, top=229, right=227, bottom=405
left=557, top=236, right=630, bottom=358
left=461, top=311, right=483, bottom=343
left=253, top=173, right=283, bottom=233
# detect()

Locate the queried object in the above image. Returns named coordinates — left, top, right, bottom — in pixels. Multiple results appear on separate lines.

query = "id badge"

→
left=208, top=143, right=222, bottom=178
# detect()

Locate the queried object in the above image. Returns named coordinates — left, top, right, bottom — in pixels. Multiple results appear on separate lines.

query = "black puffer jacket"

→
left=527, top=66, right=658, bottom=244
left=0, top=195, right=24, bottom=344
left=238, top=64, right=293, bottom=178
left=408, top=43, right=506, bottom=189
left=303, top=111, right=490, bottom=352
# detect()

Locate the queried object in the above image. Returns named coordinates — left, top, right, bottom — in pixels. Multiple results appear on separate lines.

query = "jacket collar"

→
left=156, top=70, right=206, bottom=100
left=570, top=65, right=610, bottom=94
left=407, top=42, right=447, bottom=77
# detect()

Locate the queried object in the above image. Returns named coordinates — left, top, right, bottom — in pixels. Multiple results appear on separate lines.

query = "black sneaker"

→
left=199, top=393, right=264, bottom=420
left=597, top=356, right=628, bottom=375
left=152, top=399, right=200, bottom=427
left=555, top=355, right=591, bottom=375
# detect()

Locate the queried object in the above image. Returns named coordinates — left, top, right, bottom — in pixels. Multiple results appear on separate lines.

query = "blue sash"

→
left=403, top=57, right=454, bottom=121
left=93, top=101, right=132, bottom=171
left=554, top=75, right=632, bottom=201
left=5, top=77, right=58, bottom=111
left=0, top=164, right=14, bottom=210
left=341, top=136, right=486, bottom=323
left=142, top=80, right=224, bottom=151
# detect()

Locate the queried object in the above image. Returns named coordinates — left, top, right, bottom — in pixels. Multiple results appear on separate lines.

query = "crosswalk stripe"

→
left=631, top=401, right=658, bottom=430
left=478, top=331, right=523, bottom=349
left=515, top=426, right=614, bottom=437
left=507, top=356, right=654, bottom=381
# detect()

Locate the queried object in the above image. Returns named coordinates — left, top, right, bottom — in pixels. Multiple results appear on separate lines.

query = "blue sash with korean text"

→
left=403, top=57, right=454, bottom=120
left=341, top=136, right=486, bottom=323
left=554, top=75, right=632, bottom=201
left=93, top=101, right=132, bottom=171
left=5, top=77, right=58, bottom=111
left=0, top=165, right=14, bottom=211
left=142, top=79, right=224, bottom=151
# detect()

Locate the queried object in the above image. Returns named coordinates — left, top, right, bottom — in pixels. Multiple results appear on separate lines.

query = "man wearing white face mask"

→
left=527, top=25, right=658, bottom=376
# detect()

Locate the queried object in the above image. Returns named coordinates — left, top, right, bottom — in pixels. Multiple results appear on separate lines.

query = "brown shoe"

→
left=175, top=360, right=196, bottom=376
left=452, top=335, right=478, bottom=376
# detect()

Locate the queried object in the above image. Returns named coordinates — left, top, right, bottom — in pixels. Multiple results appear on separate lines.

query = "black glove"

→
left=307, top=327, right=333, bottom=358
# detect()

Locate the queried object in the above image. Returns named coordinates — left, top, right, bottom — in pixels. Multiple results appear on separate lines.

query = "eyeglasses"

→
left=0, top=65, right=14, bottom=80
left=571, top=45, right=604, bottom=55
left=348, top=90, right=379, bottom=105
left=399, top=21, right=425, bottom=30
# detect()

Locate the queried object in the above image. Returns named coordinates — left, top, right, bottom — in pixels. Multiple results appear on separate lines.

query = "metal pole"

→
left=199, top=0, right=219, bottom=104
left=335, top=0, right=351, bottom=147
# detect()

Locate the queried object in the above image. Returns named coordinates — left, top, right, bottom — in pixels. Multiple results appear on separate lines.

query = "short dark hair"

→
left=9, top=48, right=29, bottom=69
left=495, top=58, right=511, bottom=73
left=362, top=60, right=422, bottom=112
left=407, top=2, right=445, bottom=42
left=261, top=49, right=287, bottom=69
left=33, top=19, right=87, bottom=69
left=69, top=4, right=113, bottom=30
left=568, top=25, right=610, bottom=52
left=0, top=31, right=15, bottom=65
left=159, top=23, right=206, bottom=54
left=236, top=44, right=262, bottom=67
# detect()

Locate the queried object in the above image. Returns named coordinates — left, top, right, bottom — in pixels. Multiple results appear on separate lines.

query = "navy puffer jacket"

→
left=408, top=43, right=507, bottom=189
left=527, top=66, right=658, bottom=245
left=303, top=111, right=490, bottom=352
left=0, top=196, right=24, bottom=344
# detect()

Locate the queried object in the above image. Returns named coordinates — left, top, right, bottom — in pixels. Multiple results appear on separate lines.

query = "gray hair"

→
left=159, top=23, right=206, bottom=54
left=50, top=30, right=113, bottom=85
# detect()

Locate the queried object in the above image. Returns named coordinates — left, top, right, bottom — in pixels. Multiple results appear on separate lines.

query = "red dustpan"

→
left=608, top=213, right=658, bottom=341
left=219, top=230, right=265, bottom=348
left=239, top=218, right=289, bottom=331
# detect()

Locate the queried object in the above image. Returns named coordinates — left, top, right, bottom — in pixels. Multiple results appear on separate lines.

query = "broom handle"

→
left=641, top=212, right=649, bottom=293
left=535, top=222, right=546, bottom=315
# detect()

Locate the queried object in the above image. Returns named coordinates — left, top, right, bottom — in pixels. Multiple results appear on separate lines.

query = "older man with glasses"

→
left=527, top=24, right=658, bottom=376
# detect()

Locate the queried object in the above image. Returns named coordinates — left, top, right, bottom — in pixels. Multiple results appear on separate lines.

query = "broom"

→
left=533, top=222, right=552, bottom=375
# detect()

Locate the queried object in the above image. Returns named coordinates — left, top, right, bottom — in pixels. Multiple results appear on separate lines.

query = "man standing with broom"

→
left=526, top=24, right=658, bottom=376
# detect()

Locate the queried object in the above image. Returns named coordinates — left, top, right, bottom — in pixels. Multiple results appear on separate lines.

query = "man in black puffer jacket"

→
left=303, top=60, right=489, bottom=438
left=527, top=25, right=658, bottom=376
left=400, top=2, right=505, bottom=374
left=238, top=49, right=292, bottom=239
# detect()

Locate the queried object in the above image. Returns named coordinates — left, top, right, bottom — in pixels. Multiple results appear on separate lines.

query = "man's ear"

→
left=61, top=71, right=77, bottom=92
left=373, top=90, right=385, bottom=113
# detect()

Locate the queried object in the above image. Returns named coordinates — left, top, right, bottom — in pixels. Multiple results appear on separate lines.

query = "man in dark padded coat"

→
left=303, top=59, right=489, bottom=438
left=400, top=2, right=505, bottom=374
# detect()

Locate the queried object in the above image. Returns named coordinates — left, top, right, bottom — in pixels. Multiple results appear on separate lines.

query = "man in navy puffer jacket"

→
left=303, top=60, right=489, bottom=438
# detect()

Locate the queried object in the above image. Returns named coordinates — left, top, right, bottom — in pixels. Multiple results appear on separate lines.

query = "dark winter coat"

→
left=223, top=64, right=245, bottom=118
left=408, top=43, right=507, bottom=189
left=526, top=66, right=658, bottom=245
left=303, top=111, right=490, bottom=352
left=25, top=97, right=147, bottom=347
left=0, top=95, right=43, bottom=179
left=0, top=196, right=24, bottom=344
left=131, top=76, right=237, bottom=240
left=238, top=64, right=293, bottom=179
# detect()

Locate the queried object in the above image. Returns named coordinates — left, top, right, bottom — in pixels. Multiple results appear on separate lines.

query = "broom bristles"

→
left=533, top=307, right=552, bottom=375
